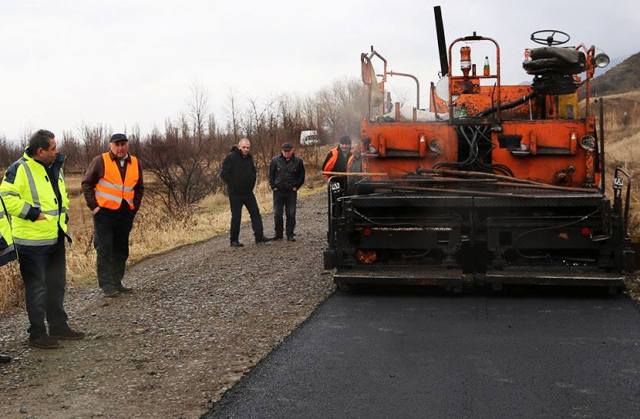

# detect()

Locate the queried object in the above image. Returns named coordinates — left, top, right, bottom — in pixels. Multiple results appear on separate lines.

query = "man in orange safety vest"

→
left=321, top=135, right=352, bottom=189
left=82, top=133, right=144, bottom=298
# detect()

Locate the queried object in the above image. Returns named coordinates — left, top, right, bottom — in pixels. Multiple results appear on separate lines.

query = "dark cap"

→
left=110, top=133, right=128, bottom=143
left=339, top=135, right=351, bottom=145
left=281, top=142, right=293, bottom=151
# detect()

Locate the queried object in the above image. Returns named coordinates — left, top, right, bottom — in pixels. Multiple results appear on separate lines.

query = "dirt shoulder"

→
left=0, top=192, right=333, bottom=419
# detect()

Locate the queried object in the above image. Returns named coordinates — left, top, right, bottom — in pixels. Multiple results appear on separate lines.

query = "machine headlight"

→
left=580, top=135, right=596, bottom=150
left=594, top=53, right=610, bottom=68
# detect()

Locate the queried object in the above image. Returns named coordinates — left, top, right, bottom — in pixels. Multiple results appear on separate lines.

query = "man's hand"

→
left=293, top=187, right=297, bottom=192
left=35, top=213, right=46, bottom=221
left=92, top=207, right=101, bottom=215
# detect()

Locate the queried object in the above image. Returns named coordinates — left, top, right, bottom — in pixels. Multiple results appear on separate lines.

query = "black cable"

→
left=512, top=209, right=600, bottom=261
left=476, top=92, right=537, bottom=117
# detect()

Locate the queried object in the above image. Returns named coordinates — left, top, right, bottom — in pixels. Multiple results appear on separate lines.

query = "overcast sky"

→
left=0, top=0, right=637, bottom=141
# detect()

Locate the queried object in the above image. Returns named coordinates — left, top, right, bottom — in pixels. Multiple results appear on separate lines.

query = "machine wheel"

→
left=336, top=282, right=354, bottom=293
left=447, top=285, right=463, bottom=294
left=607, top=285, right=624, bottom=297
left=491, top=283, right=504, bottom=293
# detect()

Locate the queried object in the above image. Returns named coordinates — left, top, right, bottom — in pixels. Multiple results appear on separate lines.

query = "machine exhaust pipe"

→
left=434, top=6, right=449, bottom=77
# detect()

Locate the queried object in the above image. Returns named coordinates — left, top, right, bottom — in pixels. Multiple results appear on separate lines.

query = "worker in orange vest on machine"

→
left=322, top=135, right=352, bottom=190
left=82, top=133, right=144, bottom=298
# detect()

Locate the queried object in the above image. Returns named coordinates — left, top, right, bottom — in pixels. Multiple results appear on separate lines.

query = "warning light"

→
left=363, top=227, right=372, bottom=237
left=355, top=249, right=377, bottom=264
left=581, top=227, right=592, bottom=237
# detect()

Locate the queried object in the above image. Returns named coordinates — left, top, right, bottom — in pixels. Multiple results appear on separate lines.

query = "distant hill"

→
left=593, top=55, right=625, bottom=78
left=588, top=52, right=640, bottom=97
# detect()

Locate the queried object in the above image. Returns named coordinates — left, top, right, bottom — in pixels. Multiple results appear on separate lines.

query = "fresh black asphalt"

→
left=205, top=288, right=640, bottom=419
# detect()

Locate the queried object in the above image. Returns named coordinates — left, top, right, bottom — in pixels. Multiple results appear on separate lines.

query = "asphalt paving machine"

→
left=323, top=7, right=635, bottom=292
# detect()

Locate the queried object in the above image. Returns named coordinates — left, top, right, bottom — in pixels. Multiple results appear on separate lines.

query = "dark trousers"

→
left=229, top=193, right=264, bottom=242
left=273, top=190, right=297, bottom=238
left=17, top=237, right=68, bottom=339
left=94, top=209, right=134, bottom=292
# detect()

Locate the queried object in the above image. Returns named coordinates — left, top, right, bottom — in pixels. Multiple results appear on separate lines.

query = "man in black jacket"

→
left=220, top=138, right=270, bottom=247
left=269, top=143, right=305, bottom=241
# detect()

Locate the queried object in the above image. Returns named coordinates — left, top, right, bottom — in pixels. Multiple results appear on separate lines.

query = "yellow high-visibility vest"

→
left=0, top=152, right=69, bottom=247
left=0, top=197, right=16, bottom=265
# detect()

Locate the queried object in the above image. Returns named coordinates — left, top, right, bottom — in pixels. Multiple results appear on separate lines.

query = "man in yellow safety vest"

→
left=0, top=129, right=85, bottom=349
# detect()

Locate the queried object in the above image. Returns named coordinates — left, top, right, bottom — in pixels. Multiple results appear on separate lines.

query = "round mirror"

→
left=435, top=76, right=449, bottom=101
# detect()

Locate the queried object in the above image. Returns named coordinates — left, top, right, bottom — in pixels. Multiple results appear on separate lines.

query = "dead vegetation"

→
left=0, top=79, right=364, bottom=312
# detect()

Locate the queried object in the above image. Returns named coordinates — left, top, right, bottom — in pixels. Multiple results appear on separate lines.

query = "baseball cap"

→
left=110, top=133, right=128, bottom=143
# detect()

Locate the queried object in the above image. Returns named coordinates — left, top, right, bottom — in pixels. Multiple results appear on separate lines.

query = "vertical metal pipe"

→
left=434, top=6, right=449, bottom=77
left=599, top=98, right=605, bottom=194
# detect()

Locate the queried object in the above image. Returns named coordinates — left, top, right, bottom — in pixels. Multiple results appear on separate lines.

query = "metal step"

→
left=482, top=268, right=625, bottom=287
left=334, top=267, right=467, bottom=287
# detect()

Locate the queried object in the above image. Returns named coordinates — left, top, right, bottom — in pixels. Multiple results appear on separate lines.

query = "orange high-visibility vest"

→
left=95, top=153, right=139, bottom=210
left=322, top=147, right=340, bottom=179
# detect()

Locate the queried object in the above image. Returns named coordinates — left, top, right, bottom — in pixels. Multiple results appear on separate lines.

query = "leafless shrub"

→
left=141, top=124, right=222, bottom=218
left=0, top=136, right=21, bottom=171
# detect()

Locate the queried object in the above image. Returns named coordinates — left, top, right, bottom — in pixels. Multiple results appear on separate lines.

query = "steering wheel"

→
left=530, top=30, right=570, bottom=46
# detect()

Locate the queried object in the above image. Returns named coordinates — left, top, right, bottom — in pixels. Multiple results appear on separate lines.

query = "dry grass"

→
left=0, top=172, right=327, bottom=312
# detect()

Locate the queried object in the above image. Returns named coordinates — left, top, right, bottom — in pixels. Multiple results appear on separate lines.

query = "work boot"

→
left=272, top=235, right=283, bottom=241
left=0, top=354, right=11, bottom=364
left=29, top=335, right=61, bottom=349
left=116, top=285, right=133, bottom=293
left=49, top=328, right=86, bottom=341
left=103, top=289, right=119, bottom=298
left=287, top=236, right=296, bottom=242
left=255, top=236, right=272, bottom=244
left=230, top=241, right=244, bottom=247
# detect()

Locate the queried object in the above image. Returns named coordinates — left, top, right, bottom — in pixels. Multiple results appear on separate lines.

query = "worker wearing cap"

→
left=81, top=133, right=144, bottom=298
left=0, top=129, right=84, bottom=349
left=269, top=143, right=305, bottom=241
left=322, top=135, right=352, bottom=189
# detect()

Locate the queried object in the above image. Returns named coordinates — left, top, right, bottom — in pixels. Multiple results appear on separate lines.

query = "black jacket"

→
left=269, top=154, right=305, bottom=192
left=220, top=146, right=257, bottom=195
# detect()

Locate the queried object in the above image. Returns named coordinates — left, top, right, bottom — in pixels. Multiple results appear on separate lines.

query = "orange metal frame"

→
left=359, top=35, right=600, bottom=188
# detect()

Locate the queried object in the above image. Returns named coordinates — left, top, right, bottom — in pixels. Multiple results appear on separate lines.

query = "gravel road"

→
left=0, top=191, right=333, bottom=419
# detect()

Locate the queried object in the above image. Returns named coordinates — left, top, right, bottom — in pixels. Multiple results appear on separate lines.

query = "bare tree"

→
left=226, top=89, right=241, bottom=143
left=189, top=81, right=209, bottom=139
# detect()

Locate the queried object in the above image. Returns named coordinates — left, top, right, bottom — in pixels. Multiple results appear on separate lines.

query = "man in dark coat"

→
left=269, top=143, right=305, bottom=241
left=220, top=138, right=270, bottom=247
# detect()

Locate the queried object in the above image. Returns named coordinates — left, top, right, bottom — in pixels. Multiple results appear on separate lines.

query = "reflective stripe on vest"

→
left=13, top=237, right=58, bottom=246
left=94, top=153, right=139, bottom=210
left=19, top=158, right=40, bottom=207
left=0, top=244, right=15, bottom=256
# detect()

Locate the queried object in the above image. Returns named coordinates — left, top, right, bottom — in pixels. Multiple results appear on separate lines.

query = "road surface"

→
left=207, top=289, right=640, bottom=418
